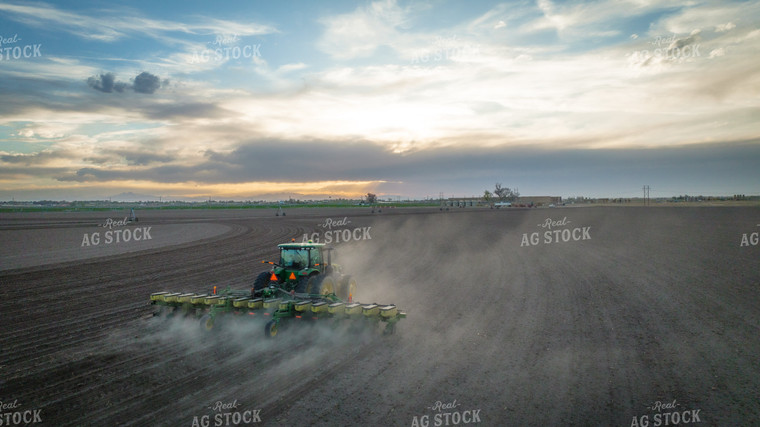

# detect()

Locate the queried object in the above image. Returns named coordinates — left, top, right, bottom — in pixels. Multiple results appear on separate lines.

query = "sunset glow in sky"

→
left=1, top=0, right=758, bottom=200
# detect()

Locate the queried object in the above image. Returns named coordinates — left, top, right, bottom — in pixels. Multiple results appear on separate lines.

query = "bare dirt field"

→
left=0, top=206, right=758, bottom=426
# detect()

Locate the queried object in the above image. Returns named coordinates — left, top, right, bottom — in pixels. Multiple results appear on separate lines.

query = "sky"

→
left=0, top=0, right=758, bottom=201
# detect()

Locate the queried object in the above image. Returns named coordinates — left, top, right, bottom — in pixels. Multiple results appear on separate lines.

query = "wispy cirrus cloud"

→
left=0, top=2, right=277, bottom=42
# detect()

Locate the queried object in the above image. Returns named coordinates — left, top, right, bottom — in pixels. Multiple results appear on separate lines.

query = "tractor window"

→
left=280, top=249, right=309, bottom=269
left=310, top=248, right=322, bottom=266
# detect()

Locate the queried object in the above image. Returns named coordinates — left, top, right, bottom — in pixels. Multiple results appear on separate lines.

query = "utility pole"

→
left=643, top=185, right=650, bottom=206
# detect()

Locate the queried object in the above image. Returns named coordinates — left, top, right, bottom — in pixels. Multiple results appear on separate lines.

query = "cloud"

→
left=43, top=137, right=760, bottom=198
left=0, top=166, right=71, bottom=180
left=318, top=0, right=410, bottom=59
left=667, top=29, right=700, bottom=51
left=1, top=150, right=69, bottom=165
left=0, top=2, right=277, bottom=43
left=86, top=71, right=163, bottom=94
left=140, top=102, right=229, bottom=120
left=525, top=0, right=651, bottom=39
left=709, top=47, right=726, bottom=58
left=133, top=72, right=162, bottom=94
left=102, top=148, right=176, bottom=166
left=87, top=72, right=129, bottom=93
left=716, top=22, right=736, bottom=32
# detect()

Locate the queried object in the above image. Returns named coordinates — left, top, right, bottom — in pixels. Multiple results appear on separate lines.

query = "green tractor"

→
left=254, top=241, right=357, bottom=301
left=149, top=241, right=404, bottom=338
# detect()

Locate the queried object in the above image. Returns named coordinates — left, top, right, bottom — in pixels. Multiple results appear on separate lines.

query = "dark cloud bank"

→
left=53, top=138, right=760, bottom=197
left=87, top=71, right=164, bottom=94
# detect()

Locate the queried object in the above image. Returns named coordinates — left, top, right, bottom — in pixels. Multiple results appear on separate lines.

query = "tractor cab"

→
left=278, top=242, right=327, bottom=272
left=254, top=242, right=339, bottom=295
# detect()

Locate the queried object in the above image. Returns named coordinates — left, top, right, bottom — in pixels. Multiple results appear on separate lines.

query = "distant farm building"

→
left=516, top=196, right=562, bottom=206
left=443, top=196, right=561, bottom=207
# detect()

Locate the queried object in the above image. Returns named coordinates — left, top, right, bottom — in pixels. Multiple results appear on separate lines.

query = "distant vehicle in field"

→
left=127, top=208, right=138, bottom=223
left=494, top=202, right=512, bottom=208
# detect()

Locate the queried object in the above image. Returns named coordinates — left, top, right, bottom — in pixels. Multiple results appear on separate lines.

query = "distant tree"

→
left=366, top=192, right=377, bottom=204
left=493, top=183, right=519, bottom=202
left=483, top=190, right=492, bottom=203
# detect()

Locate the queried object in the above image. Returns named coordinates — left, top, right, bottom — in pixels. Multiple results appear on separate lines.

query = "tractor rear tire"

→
left=339, top=275, right=357, bottom=301
left=308, top=275, right=336, bottom=296
left=253, top=271, right=271, bottom=291
left=265, top=320, right=278, bottom=338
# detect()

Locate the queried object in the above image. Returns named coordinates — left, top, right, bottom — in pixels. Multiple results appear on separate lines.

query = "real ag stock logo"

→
left=629, top=31, right=703, bottom=64
left=410, top=399, right=482, bottom=426
left=0, top=34, right=43, bottom=62
left=81, top=216, right=152, bottom=247
left=190, top=400, right=261, bottom=427
left=411, top=35, right=480, bottom=64
left=190, top=33, right=261, bottom=64
left=630, top=399, right=702, bottom=426
left=301, top=216, right=371, bottom=244
left=0, top=398, right=43, bottom=425
left=520, top=216, right=591, bottom=247
left=739, top=224, right=759, bottom=247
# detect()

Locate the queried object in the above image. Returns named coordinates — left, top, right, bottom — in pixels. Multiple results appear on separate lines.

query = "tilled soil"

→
left=0, top=206, right=758, bottom=426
